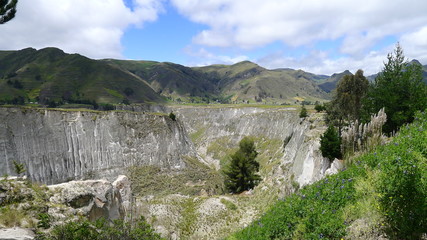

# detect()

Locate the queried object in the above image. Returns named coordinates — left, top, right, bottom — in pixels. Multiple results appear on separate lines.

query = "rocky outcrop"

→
left=0, top=107, right=197, bottom=184
left=0, top=227, right=35, bottom=240
left=48, top=175, right=131, bottom=222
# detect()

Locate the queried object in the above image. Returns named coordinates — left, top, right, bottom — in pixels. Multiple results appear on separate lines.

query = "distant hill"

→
left=193, top=61, right=329, bottom=103
left=2, top=47, right=424, bottom=106
left=0, top=48, right=164, bottom=106
left=318, top=70, right=352, bottom=93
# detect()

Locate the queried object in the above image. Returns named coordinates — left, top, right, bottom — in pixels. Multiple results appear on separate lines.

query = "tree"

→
left=314, top=102, right=325, bottom=112
left=0, top=0, right=17, bottom=24
left=12, top=160, right=25, bottom=176
left=299, top=105, right=308, bottom=118
left=169, top=112, right=176, bottom=121
left=319, top=125, right=342, bottom=160
left=223, top=137, right=261, bottom=193
left=363, top=43, right=427, bottom=134
left=326, top=70, right=369, bottom=127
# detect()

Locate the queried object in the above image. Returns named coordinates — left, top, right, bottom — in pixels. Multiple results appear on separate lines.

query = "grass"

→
left=229, top=110, right=427, bottom=239
left=128, top=156, right=224, bottom=197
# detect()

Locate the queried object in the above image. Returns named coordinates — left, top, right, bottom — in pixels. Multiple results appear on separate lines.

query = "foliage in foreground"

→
left=231, top=111, right=427, bottom=239
left=36, top=217, right=164, bottom=240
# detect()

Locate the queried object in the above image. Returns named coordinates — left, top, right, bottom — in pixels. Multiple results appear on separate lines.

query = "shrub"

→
left=299, top=106, right=308, bottom=118
left=169, top=112, right=176, bottom=121
left=314, top=103, right=325, bottom=112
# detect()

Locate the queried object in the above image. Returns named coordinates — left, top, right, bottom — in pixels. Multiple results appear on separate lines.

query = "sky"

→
left=1, top=0, right=427, bottom=75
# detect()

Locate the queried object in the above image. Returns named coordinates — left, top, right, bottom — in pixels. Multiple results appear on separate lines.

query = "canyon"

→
left=0, top=105, right=334, bottom=239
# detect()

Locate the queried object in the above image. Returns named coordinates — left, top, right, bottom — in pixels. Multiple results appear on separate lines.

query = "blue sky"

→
left=1, top=0, right=427, bottom=75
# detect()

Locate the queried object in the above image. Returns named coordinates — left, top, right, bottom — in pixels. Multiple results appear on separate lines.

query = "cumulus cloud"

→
left=257, top=49, right=389, bottom=75
left=171, top=0, right=427, bottom=51
left=0, top=0, right=164, bottom=59
left=184, top=46, right=248, bottom=66
left=171, top=0, right=427, bottom=73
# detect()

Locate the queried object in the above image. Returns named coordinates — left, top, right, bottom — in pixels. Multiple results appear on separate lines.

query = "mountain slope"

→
left=194, top=61, right=330, bottom=103
left=0, top=48, right=164, bottom=105
left=105, top=59, right=218, bottom=101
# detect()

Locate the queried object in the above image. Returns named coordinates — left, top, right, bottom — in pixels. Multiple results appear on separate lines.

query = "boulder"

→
left=48, top=176, right=128, bottom=221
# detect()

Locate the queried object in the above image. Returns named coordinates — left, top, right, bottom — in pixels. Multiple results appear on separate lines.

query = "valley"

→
left=0, top=104, right=332, bottom=239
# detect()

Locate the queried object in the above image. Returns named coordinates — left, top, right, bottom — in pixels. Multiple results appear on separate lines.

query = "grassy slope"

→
left=195, top=61, right=329, bottom=103
left=230, top=111, right=427, bottom=239
left=0, top=48, right=163, bottom=104
left=106, top=59, right=218, bottom=100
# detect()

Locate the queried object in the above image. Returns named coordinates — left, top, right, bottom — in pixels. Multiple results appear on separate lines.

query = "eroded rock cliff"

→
left=0, top=107, right=197, bottom=184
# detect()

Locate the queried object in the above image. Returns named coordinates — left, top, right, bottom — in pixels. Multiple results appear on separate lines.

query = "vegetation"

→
left=169, top=111, right=176, bottom=121
left=363, top=43, right=427, bottom=134
left=325, top=69, right=369, bottom=128
left=36, top=217, right=164, bottom=240
left=299, top=105, right=308, bottom=118
left=314, top=102, right=325, bottom=112
left=12, top=160, right=26, bottom=176
left=0, top=0, right=17, bottom=24
left=319, top=125, right=342, bottom=160
left=223, top=137, right=261, bottom=193
left=231, top=110, right=427, bottom=239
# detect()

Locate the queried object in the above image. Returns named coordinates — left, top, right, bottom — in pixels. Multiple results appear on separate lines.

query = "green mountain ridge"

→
left=0, top=47, right=163, bottom=105
left=1, top=47, right=426, bottom=106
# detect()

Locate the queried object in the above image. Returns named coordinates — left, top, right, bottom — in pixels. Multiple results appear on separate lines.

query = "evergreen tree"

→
left=363, top=43, right=427, bottom=134
left=223, top=137, right=261, bottom=193
left=319, top=125, right=342, bottom=160
left=0, top=0, right=17, bottom=24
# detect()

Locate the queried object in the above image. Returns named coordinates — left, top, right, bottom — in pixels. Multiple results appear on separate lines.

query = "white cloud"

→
left=0, top=0, right=164, bottom=59
left=170, top=0, right=427, bottom=74
left=257, top=48, right=390, bottom=75
left=171, top=0, right=427, bottom=65
left=184, top=47, right=248, bottom=66
left=400, top=26, right=427, bottom=64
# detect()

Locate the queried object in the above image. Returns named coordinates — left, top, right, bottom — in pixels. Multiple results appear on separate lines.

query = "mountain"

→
left=108, top=59, right=331, bottom=104
left=9, top=47, right=427, bottom=107
left=0, top=48, right=164, bottom=106
left=318, top=70, right=352, bottom=93
left=193, top=61, right=330, bottom=103
left=104, top=59, right=218, bottom=101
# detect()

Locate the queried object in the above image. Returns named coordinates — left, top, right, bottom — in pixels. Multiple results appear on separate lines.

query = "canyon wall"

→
left=0, top=107, right=197, bottom=184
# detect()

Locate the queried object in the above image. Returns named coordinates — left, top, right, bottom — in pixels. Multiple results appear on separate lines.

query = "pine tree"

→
left=363, top=43, right=427, bottom=134
left=319, top=125, right=342, bottom=160
left=223, top=137, right=261, bottom=193
left=0, top=0, right=17, bottom=24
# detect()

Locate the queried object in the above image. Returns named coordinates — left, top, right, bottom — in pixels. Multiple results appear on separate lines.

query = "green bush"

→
left=169, top=112, right=176, bottom=121
left=299, top=106, right=308, bottom=118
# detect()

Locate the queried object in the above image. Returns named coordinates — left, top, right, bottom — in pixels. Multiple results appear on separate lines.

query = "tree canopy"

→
left=363, top=43, right=427, bottom=134
left=223, top=137, right=261, bottom=193
left=0, top=0, right=17, bottom=24
left=326, top=69, right=369, bottom=127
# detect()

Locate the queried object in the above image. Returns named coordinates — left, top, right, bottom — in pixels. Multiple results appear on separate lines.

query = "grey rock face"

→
left=173, top=106, right=329, bottom=186
left=0, top=107, right=197, bottom=184
left=0, top=227, right=34, bottom=240
left=48, top=175, right=130, bottom=221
